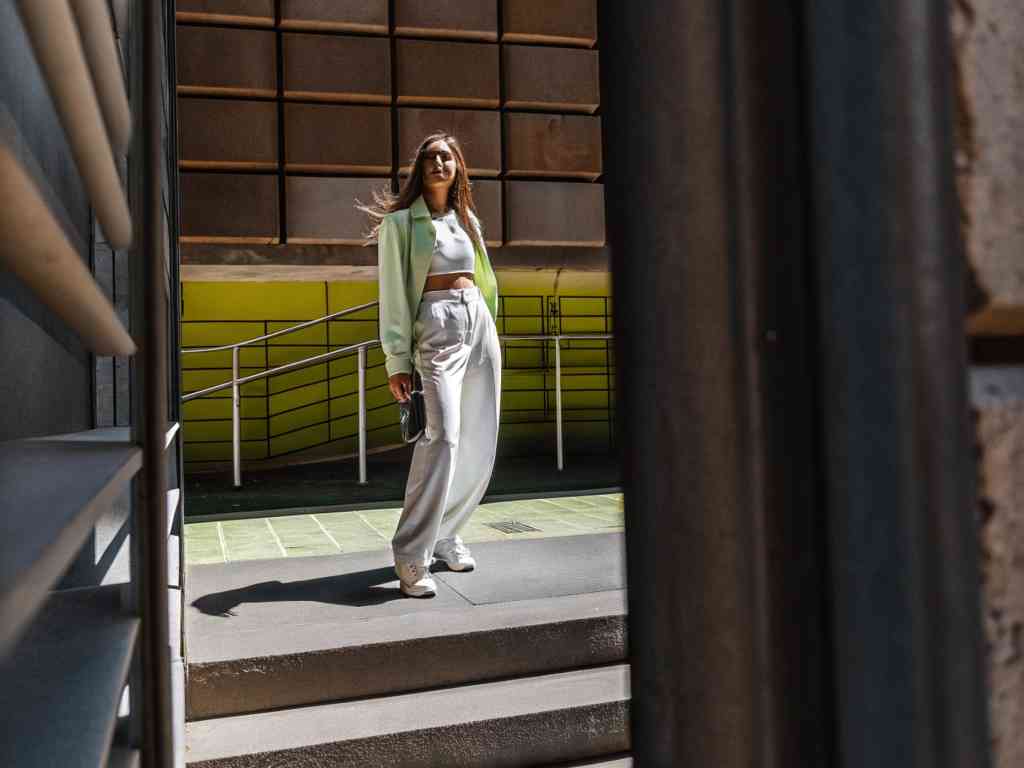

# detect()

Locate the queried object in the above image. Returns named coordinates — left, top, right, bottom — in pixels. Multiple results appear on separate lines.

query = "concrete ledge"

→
left=185, top=665, right=630, bottom=767
left=188, top=591, right=626, bottom=718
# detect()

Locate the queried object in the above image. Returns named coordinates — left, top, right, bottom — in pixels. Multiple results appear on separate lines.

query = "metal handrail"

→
left=181, top=299, right=379, bottom=354
left=181, top=339, right=381, bottom=401
left=181, top=306, right=612, bottom=487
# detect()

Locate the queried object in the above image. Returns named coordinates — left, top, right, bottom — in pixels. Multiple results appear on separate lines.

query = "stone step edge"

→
left=546, top=758, right=633, bottom=768
left=188, top=591, right=627, bottom=720
left=186, top=664, right=630, bottom=767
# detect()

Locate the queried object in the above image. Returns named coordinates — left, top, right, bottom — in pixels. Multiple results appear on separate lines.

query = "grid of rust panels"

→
left=175, top=1, right=605, bottom=248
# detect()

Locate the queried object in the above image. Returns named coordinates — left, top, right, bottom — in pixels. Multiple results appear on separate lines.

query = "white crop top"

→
left=427, top=210, right=476, bottom=276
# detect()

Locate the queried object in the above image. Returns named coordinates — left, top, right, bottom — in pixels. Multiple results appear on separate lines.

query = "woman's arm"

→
left=377, top=214, right=414, bottom=379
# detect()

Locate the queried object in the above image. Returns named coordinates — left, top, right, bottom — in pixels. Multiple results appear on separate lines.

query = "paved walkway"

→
left=185, top=452, right=621, bottom=517
left=184, top=493, right=624, bottom=565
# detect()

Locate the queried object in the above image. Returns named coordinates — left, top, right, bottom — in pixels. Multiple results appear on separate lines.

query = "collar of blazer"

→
left=410, top=195, right=432, bottom=221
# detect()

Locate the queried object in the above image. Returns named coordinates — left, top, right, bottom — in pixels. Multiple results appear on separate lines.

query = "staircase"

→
left=182, top=533, right=631, bottom=767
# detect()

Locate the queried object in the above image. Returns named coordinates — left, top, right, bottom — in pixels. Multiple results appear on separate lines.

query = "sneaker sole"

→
left=399, top=583, right=436, bottom=598
left=442, top=562, right=475, bottom=572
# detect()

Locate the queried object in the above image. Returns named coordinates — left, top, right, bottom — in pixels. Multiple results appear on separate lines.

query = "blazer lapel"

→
left=408, top=196, right=435, bottom=302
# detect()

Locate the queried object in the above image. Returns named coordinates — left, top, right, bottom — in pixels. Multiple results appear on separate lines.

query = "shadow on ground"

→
left=190, top=566, right=404, bottom=616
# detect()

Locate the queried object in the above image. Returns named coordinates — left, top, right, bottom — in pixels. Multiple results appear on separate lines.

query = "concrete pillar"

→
left=601, top=1, right=785, bottom=764
left=805, top=0, right=989, bottom=766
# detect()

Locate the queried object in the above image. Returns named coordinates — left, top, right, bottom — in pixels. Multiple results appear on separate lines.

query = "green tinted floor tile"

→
left=185, top=493, right=622, bottom=565
left=357, top=509, right=402, bottom=539
left=184, top=522, right=225, bottom=564
left=219, top=519, right=283, bottom=561
left=314, top=511, right=391, bottom=553
left=455, top=527, right=508, bottom=545
left=267, top=515, right=339, bottom=557
left=538, top=497, right=602, bottom=513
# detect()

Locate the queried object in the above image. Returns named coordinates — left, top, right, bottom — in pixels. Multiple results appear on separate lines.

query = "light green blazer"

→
left=377, top=195, right=499, bottom=377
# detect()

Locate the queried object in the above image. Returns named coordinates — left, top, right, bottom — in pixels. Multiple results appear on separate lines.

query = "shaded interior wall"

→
left=953, top=1, right=1024, bottom=765
left=180, top=270, right=613, bottom=464
left=0, top=3, right=93, bottom=440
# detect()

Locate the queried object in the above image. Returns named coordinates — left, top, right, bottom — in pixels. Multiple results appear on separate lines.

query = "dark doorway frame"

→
left=599, top=0, right=990, bottom=766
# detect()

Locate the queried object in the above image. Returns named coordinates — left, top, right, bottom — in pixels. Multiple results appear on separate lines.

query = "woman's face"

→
left=420, top=140, right=458, bottom=194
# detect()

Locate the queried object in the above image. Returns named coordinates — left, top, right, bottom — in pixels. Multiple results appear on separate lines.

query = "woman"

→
left=361, top=133, right=501, bottom=598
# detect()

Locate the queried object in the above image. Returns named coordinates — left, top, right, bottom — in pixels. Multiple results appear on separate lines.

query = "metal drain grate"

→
left=486, top=520, right=541, bottom=534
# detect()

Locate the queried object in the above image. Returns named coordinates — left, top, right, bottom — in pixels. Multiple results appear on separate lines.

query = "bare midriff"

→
left=423, top=272, right=475, bottom=292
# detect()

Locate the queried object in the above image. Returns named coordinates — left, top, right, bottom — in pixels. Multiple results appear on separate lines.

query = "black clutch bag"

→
left=398, top=370, right=426, bottom=443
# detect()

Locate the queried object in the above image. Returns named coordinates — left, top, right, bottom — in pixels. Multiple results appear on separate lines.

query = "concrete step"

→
left=185, top=664, right=630, bottom=768
left=186, top=533, right=627, bottom=719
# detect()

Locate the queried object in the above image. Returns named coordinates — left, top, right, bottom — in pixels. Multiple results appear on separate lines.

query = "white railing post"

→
left=555, top=338, right=564, bottom=471
left=357, top=345, right=368, bottom=485
left=231, top=346, right=241, bottom=488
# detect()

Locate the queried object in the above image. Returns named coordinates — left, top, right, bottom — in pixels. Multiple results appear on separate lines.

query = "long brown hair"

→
left=358, top=132, right=483, bottom=251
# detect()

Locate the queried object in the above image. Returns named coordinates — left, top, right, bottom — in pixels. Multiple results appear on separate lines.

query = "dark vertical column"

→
left=388, top=0, right=398, bottom=192
left=130, top=0, right=172, bottom=765
left=599, top=0, right=830, bottom=765
left=274, top=0, right=286, bottom=243
left=804, top=2, right=990, bottom=767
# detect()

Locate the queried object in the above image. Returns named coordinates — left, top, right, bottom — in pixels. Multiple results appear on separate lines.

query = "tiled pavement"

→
left=184, top=493, right=625, bottom=565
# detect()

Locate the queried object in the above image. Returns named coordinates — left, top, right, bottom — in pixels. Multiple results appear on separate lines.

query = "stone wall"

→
left=973, top=370, right=1024, bottom=767
left=952, top=1, right=1024, bottom=764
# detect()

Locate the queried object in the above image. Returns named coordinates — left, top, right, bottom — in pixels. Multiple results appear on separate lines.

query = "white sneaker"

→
left=433, top=537, right=476, bottom=572
left=395, top=561, right=437, bottom=598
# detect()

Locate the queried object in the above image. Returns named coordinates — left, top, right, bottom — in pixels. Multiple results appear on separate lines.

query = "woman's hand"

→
left=389, top=372, right=413, bottom=403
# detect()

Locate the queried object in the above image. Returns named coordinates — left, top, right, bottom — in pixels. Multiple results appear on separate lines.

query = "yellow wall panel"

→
left=184, top=282, right=328, bottom=321
left=180, top=275, right=614, bottom=465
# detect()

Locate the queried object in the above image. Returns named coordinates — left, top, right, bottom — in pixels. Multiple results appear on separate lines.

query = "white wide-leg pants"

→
left=391, top=286, right=502, bottom=566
